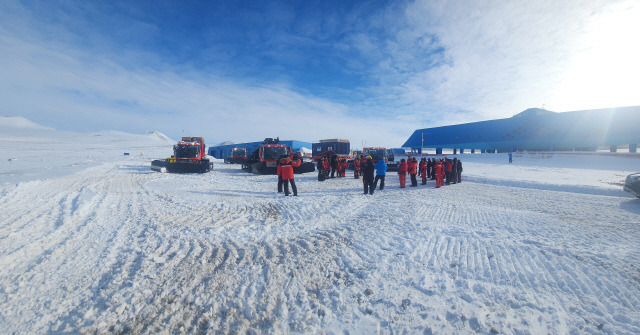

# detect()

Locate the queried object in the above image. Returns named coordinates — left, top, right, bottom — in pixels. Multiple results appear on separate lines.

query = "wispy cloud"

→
left=0, top=24, right=410, bottom=147
left=1, top=0, right=639, bottom=149
left=395, top=0, right=640, bottom=122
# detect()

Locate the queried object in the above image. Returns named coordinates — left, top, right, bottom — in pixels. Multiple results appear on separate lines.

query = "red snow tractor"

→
left=224, top=148, right=247, bottom=164
left=242, top=138, right=315, bottom=174
left=151, top=137, right=213, bottom=173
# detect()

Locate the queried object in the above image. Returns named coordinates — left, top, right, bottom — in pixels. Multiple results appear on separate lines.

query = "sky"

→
left=1, top=0, right=639, bottom=148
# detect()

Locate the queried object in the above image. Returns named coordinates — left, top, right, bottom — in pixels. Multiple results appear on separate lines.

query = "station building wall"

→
left=402, top=106, right=640, bottom=154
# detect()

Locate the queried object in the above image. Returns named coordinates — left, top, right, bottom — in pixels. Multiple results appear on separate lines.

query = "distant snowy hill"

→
left=0, top=116, right=55, bottom=130
left=216, top=141, right=235, bottom=146
left=145, top=131, right=175, bottom=143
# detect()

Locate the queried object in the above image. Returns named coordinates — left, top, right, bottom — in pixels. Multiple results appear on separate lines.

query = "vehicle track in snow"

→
left=1, top=162, right=639, bottom=334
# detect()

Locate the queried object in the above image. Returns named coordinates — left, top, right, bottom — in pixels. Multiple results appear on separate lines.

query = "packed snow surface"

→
left=1, top=119, right=640, bottom=334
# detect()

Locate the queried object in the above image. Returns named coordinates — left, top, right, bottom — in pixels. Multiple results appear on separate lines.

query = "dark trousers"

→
left=284, top=179, right=297, bottom=196
left=374, top=175, right=385, bottom=190
left=331, top=166, right=337, bottom=177
left=410, top=174, right=417, bottom=187
left=278, top=176, right=284, bottom=192
left=445, top=172, right=451, bottom=184
left=363, top=179, right=374, bottom=194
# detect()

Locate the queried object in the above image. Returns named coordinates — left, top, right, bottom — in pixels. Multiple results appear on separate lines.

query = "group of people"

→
left=316, top=155, right=348, bottom=181
left=276, top=154, right=463, bottom=196
left=404, top=157, right=462, bottom=188
left=355, top=156, right=387, bottom=195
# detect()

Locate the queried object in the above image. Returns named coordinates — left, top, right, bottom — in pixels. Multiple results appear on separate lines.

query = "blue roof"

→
left=402, top=106, right=640, bottom=151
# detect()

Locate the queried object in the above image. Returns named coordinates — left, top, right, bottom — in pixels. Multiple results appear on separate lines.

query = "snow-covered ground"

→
left=1, top=117, right=639, bottom=334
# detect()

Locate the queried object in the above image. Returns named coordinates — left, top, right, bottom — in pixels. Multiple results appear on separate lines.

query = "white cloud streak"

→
left=396, top=0, right=640, bottom=123
left=0, top=31, right=409, bottom=147
left=1, top=0, right=639, bottom=149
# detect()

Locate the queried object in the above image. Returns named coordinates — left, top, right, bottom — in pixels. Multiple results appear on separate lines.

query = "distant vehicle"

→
left=362, top=147, right=400, bottom=171
left=624, top=173, right=640, bottom=198
left=151, top=137, right=213, bottom=173
left=242, top=138, right=315, bottom=175
left=224, top=148, right=247, bottom=164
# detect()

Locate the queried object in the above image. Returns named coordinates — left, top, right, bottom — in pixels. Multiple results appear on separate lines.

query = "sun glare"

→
left=551, top=2, right=640, bottom=111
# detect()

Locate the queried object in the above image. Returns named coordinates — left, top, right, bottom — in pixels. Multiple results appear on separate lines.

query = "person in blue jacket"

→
left=374, top=158, right=388, bottom=190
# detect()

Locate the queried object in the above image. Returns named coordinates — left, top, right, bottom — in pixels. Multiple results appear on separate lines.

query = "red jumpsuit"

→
left=359, top=157, right=366, bottom=176
left=353, top=158, right=360, bottom=178
left=434, top=161, right=444, bottom=188
left=398, top=161, right=408, bottom=188
left=338, top=160, right=346, bottom=177
left=419, top=159, right=427, bottom=184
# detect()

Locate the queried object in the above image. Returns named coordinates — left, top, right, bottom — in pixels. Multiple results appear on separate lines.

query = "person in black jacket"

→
left=457, top=159, right=463, bottom=183
left=317, top=158, right=326, bottom=181
left=451, top=158, right=458, bottom=184
left=429, top=158, right=436, bottom=180
left=330, top=154, right=338, bottom=178
left=362, top=157, right=375, bottom=195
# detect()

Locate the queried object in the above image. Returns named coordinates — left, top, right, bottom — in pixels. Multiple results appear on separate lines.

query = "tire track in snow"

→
left=4, top=165, right=640, bottom=334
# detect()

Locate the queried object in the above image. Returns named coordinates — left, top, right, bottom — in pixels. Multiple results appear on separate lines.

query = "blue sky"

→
left=1, top=0, right=639, bottom=147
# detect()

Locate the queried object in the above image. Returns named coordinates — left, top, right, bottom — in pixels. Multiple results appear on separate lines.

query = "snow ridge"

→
left=145, top=131, right=174, bottom=143
left=0, top=116, right=54, bottom=130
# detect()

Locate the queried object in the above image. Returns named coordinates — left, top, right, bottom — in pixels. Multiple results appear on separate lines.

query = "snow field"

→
left=1, top=124, right=640, bottom=334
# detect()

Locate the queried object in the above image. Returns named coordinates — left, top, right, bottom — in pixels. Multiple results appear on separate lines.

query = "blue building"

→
left=402, top=106, right=640, bottom=154
left=208, top=140, right=312, bottom=159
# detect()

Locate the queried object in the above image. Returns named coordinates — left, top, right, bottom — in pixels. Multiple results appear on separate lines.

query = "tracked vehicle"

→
left=151, top=137, right=213, bottom=173
left=242, top=138, right=315, bottom=175
left=224, top=148, right=247, bottom=164
left=363, top=147, right=400, bottom=171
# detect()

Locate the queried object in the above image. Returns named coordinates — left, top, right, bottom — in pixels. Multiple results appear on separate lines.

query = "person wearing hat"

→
left=408, top=157, right=418, bottom=187
left=338, top=158, right=347, bottom=177
left=316, top=156, right=326, bottom=181
left=277, top=156, right=301, bottom=196
left=435, top=159, right=445, bottom=188
left=444, top=157, right=453, bottom=185
left=359, top=155, right=367, bottom=177
left=362, top=156, right=375, bottom=195
left=374, top=156, right=388, bottom=190
left=419, top=157, right=428, bottom=185
left=330, top=154, right=338, bottom=178
left=398, top=158, right=408, bottom=188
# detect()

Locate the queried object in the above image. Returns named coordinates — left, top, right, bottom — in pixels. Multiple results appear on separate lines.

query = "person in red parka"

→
left=277, top=158, right=285, bottom=192
left=353, top=157, right=361, bottom=179
left=322, top=157, right=330, bottom=179
left=408, top=157, right=418, bottom=187
left=398, top=158, right=408, bottom=188
left=419, top=157, right=427, bottom=185
left=434, top=159, right=445, bottom=188
left=277, top=157, right=301, bottom=196
left=338, top=159, right=347, bottom=177
left=444, top=158, right=453, bottom=185
left=359, top=155, right=366, bottom=176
